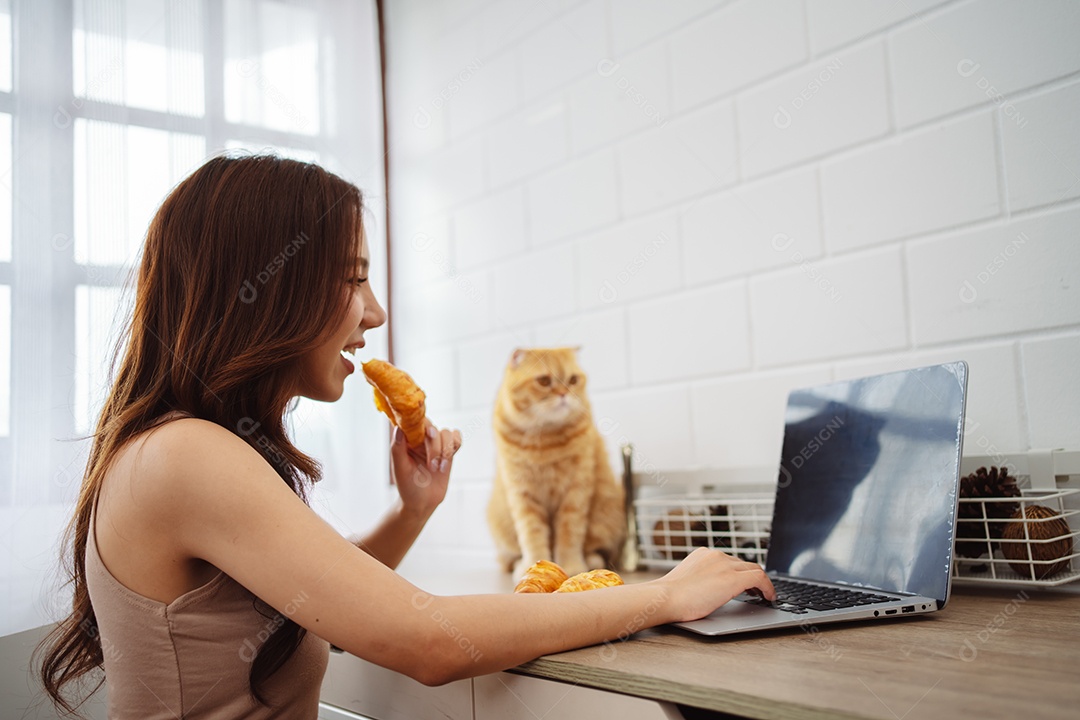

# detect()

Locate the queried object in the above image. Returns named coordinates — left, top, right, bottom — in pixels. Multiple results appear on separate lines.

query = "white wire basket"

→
left=627, top=450, right=1080, bottom=587
left=634, top=492, right=774, bottom=570
left=952, top=488, right=1080, bottom=587
left=633, top=487, right=1080, bottom=588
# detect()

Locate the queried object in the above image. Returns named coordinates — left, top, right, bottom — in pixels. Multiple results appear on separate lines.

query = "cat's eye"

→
left=537, top=375, right=552, bottom=387
left=568, top=375, right=579, bottom=385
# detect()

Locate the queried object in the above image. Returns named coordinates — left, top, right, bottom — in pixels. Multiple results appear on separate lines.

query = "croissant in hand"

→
left=361, top=359, right=427, bottom=447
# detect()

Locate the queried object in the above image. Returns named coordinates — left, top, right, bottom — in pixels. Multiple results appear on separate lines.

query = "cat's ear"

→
left=510, top=348, right=528, bottom=368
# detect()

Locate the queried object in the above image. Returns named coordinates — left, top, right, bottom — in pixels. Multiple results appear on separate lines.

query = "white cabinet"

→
left=473, top=672, right=681, bottom=720
left=320, top=655, right=683, bottom=720
left=319, top=651, right=472, bottom=720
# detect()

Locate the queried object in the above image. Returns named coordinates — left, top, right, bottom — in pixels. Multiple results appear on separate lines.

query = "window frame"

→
left=0, top=0, right=390, bottom=504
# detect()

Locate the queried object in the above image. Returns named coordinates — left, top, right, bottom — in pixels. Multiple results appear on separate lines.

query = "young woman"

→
left=38, top=155, right=775, bottom=718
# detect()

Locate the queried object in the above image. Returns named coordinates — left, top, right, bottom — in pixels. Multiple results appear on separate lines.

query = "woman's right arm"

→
left=138, top=419, right=774, bottom=686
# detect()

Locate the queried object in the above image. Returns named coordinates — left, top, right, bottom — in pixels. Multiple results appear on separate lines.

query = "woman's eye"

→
left=537, top=375, right=551, bottom=387
left=352, top=277, right=368, bottom=286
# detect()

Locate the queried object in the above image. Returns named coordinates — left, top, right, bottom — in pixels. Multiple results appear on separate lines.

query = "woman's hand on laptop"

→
left=658, top=547, right=776, bottom=623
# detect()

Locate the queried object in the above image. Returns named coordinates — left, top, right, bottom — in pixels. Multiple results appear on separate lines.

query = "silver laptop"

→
left=675, top=361, right=968, bottom=636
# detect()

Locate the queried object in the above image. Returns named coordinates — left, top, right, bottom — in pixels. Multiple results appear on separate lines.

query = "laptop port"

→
left=902, top=605, right=915, bottom=614
left=885, top=609, right=898, bottom=615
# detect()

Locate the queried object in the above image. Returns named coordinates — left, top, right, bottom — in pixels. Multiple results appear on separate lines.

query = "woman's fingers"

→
left=423, top=424, right=463, bottom=473
left=726, top=559, right=775, bottom=600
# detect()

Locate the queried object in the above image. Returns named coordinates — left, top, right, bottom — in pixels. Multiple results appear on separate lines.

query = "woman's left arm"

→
left=354, top=423, right=462, bottom=568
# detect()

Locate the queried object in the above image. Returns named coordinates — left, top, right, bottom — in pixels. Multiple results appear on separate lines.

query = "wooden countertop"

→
left=397, top=553, right=1080, bottom=720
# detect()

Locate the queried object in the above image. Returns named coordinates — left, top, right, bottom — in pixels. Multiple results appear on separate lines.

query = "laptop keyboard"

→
left=741, top=578, right=896, bottom=614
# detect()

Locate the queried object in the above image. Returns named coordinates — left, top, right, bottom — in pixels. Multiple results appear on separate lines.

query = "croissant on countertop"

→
left=555, top=569, right=624, bottom=593
left=513, top=560, right=569, bottom=593
left=361, top=359, right=427, bottom=447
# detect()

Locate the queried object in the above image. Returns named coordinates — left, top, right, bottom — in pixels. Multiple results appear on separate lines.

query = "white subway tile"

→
left=448, top=53, right=520, bottom=139
left=682, top=168, right=822, bottom=286
left=458, top=483, right=499, bottom=549
left=738, top=41, right=890, bottom=178
left=413, top=483, right=462, bottom=548
left=1003, top=80, right=1080, bottom=212
left=576, top=212, right=681, bottom=311
left=821, top=111, right=1000, bottom=253
left=907, top=207, right=1080, bottom=345
left=610, top=0, right=717, bottom=56
left=398, top=19, right=486, bottom=150
left=390, top=213, right=453, bottom=291
left=457, top=332, right=524, bottom=412
left=430, top=9, right=485, bottom=77
left=436, top=0, right=492, bottom=29
left=691, top=367, right=833, bottom=468
left=398, top=343, right=457, bottom=416
left=388, top=78, right=449, bottom=158
left=749, top=246, right=908, bottom=366
left=410, top=134, right=486, bottom=214
left=569, top=40, right=670, bottom=155
left=1021, top=334, right=1080, bottom=451
left=393, top=268, right=491, bottom=352
left=889, top=0, right=1080, bottom=128
left=385, top=3, right=467, bottom=155
left=533, top=307, right=630, bottom=391
left=439, top=407, right=498, bottom=482
left=528, top=149, right=620, bottom=243
left=629, top=283, right=751, bottom=384
left=453, top=185, right=528, bottom=270
left=519, top=0, right=608, bottom=102
left=672, top=0, right=807, bottom=112
left=806, top=0, right=948, bottom=55
left=486, top=99, right=568, bottom=188
left=592, top=385, right=694, bottom=471
left=836, top=342, right=1025, bottom=455
left=481, top=0, right=567, bottom=56
left=619, top=100, right=738, bottom=216
left=492, top=244, right=577, bottom=327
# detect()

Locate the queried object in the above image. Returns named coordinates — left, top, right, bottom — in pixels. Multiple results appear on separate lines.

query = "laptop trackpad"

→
left=673, top=599, right=795, bottom=636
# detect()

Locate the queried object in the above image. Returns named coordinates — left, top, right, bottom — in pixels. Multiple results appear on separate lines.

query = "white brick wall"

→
left=888, top=0, right=1080, bottom=129
left=821, top=111, right=1000, bottom=251
left=383, top=0, right=1080, bottom=557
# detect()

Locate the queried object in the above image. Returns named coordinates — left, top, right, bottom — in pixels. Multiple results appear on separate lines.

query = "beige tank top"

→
left=86, top=509, right=329, bottom=718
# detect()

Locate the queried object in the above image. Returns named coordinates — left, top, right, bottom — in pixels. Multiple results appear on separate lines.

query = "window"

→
left=1, top=0, right=389, bottom=637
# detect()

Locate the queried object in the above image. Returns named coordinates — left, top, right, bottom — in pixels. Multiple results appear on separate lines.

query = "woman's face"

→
left=293, top=239, right=386, bottom=402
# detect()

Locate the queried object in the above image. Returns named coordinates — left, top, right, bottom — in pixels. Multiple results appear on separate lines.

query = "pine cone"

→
left=956, top=466, right=1021, bottom=558
left=706, top=505, right=732, bottom=550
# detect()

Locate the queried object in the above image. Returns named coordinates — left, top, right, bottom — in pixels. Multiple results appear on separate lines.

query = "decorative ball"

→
left=652, top=506, right=730, bottom=560
left=652, top=510, right=706, bottom=560
left=956, top=466, right=1021, bottom=558
left=737, top=536, right=769, bottom=563
left=1001, top=505, right=1073, bottom=579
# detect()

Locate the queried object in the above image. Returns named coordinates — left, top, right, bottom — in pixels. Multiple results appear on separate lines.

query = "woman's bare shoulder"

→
left=109, top=416, right=270, bottom=521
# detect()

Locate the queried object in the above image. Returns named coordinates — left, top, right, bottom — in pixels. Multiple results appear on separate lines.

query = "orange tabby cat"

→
left=487, top=347, right=625, bottom=578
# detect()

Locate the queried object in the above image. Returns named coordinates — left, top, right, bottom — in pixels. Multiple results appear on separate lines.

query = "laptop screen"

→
left=765, top=362, right=967, bottom=605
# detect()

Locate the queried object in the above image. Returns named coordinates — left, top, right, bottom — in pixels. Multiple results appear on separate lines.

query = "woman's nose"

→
left=367, top=296, right=387, bottom=328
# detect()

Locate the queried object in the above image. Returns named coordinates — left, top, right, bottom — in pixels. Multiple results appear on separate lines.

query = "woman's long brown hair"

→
left=36, top=154, right=364, bottom=715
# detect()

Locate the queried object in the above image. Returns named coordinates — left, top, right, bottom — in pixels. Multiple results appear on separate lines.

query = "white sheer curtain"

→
left=0, top=0, right=391, bottom=637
